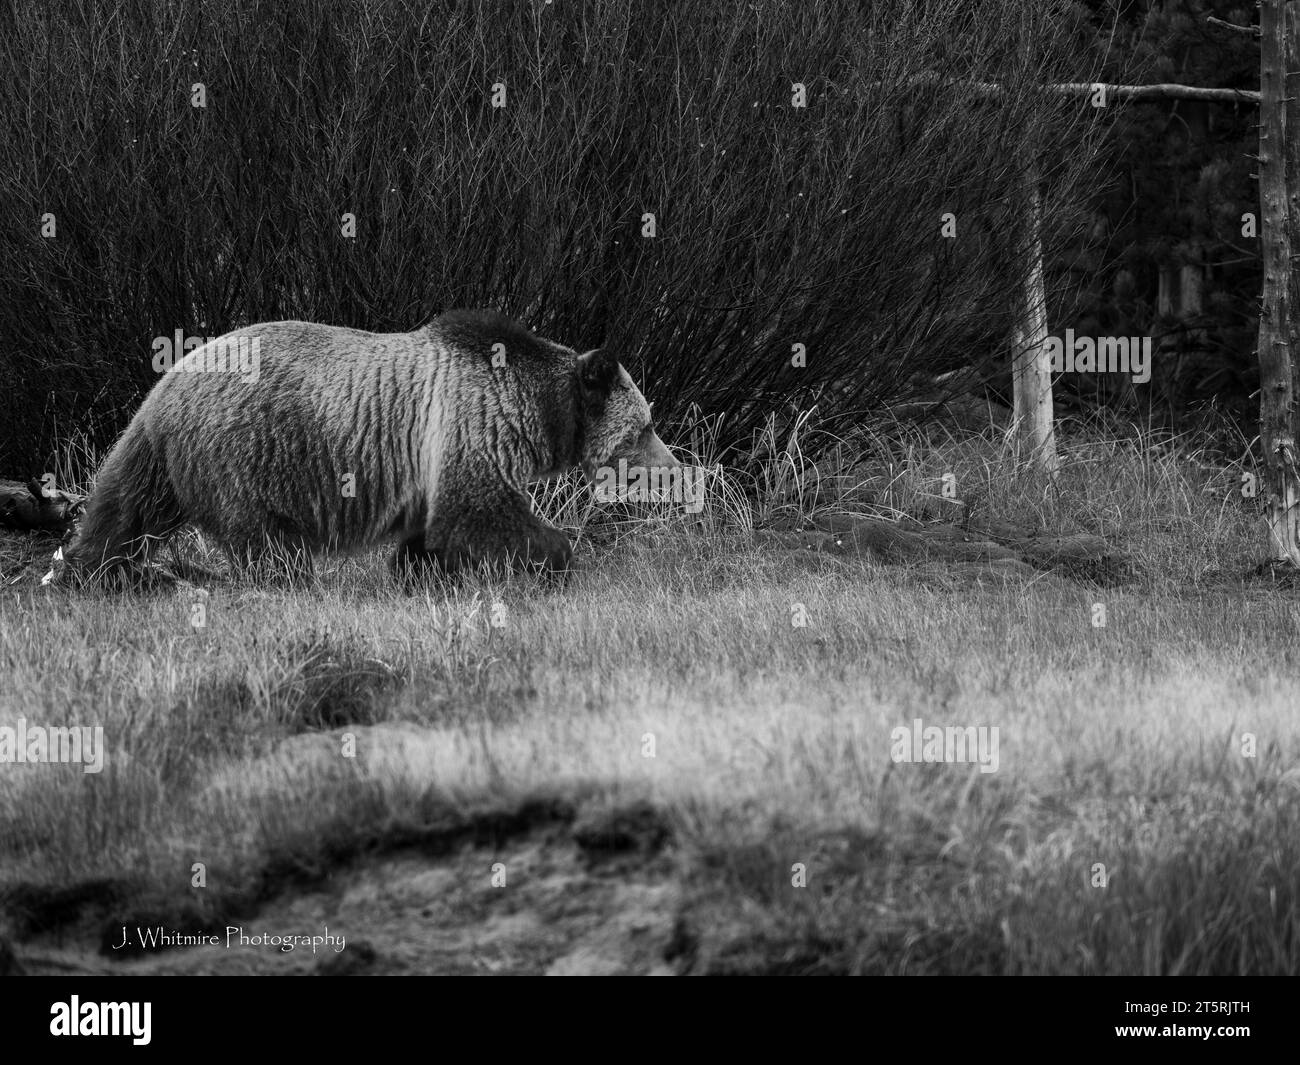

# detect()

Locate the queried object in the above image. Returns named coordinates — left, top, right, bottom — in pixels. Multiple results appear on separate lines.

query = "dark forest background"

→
left=0, top=0, right=1265, bottom=472
left=1069, top=0, right=1260, bottom=441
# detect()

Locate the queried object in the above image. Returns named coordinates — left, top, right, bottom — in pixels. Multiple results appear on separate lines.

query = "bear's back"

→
left=147, top=314, right=573, bottom=405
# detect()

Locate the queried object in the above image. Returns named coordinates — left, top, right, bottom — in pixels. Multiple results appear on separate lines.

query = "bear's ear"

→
left=577, top=348, right=620, bottom=398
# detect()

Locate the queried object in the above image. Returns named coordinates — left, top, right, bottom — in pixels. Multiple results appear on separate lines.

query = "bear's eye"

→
left=617, top=425, right=647, bottom=452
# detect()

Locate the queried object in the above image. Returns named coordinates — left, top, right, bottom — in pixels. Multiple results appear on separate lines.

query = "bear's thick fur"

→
left=62, top=310, right=676, bottom=583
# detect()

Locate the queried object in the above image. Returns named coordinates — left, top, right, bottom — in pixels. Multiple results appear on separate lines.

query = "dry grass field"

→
left=2, top=422, right=1298, bottom=975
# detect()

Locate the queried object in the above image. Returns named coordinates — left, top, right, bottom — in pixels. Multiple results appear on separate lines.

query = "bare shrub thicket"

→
left=0, top=0, right=1121, bottom=469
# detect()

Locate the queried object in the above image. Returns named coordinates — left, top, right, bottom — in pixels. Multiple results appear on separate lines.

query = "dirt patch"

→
left=11, top=812, right=683, bottom=976
left=757, top=514, right=1133, bottom=586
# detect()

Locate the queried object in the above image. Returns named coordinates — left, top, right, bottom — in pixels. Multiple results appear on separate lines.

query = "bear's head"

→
left=575, top=348, right=679, bottom=484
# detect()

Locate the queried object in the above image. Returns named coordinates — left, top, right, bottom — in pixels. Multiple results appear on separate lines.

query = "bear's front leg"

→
left=390, top=535, right=438, bottom=583
left=436, top=507, right=572, bottom=576
left=393, top=484, right=572, bottom=583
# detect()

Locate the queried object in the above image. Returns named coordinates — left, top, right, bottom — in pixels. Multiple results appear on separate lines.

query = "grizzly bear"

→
left=57, top=309, right=678, bottom=584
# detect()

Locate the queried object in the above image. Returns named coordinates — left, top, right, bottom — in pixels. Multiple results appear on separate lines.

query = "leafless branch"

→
left=1206, top=15, right=1260, bottom=38
left=890, top=72, right=1260, bottom=104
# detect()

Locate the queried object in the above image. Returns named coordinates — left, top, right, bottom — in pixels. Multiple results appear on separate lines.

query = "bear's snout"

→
left=642, top=430, right=679, bottom=471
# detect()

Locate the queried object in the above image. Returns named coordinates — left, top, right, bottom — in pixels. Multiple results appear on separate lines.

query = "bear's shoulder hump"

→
left=432, top=309, right=571, bottom=365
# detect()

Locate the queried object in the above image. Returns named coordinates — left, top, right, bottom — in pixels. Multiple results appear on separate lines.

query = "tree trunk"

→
left=1179, top=260, right=1205, bottom=317
left=1157, top=265, right=1178, bottom=317
left=1011, top=168, right=1058, bottom=476
left=1259, top=0, right=1300, bottom=564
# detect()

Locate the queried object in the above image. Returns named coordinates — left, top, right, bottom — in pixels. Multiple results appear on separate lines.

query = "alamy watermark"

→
left=890, top=717, right=999, bottom=774
left=1044, top=330, right=1151, bottom=384
left=0, top=717, right=104, bottom=773
left=50, top=997, right=150, bottom=1045
left=151, top=329, right=261, bottom=382
left=593, top=460, right=705, bottom=514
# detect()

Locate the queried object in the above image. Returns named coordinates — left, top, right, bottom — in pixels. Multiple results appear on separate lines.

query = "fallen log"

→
left=759, top=513, right=1132, bottom=585
left=0, top=478, right=85, bottom=534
